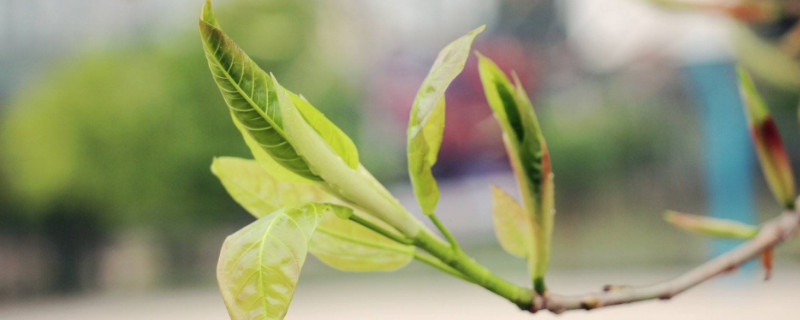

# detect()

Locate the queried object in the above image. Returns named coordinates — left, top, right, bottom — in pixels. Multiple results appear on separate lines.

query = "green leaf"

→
left=491, top=185, right=532, bottom=257
left=211, top=157, right=414, bottom=271
left=199, top=2, right=318, bottom=181
left=738, top=67, right=797, bottom=209
left=490, top=185, right=532, bottom=258
left=664, top=210, right=758, bottom=239
left=211, top=157, right=327, bottom=217
left=477, top=54, right=554, bottom=293
left=287, top=91, right=359, bottom=169
left=407, top=25, right=484, bottom=215
left=217, top=203, right=328, bottom=320
left=311, top=213, right=415, bottom=271
left=275, top=80, right=422, bottom=236
left=230, top=114, right=315, bottom=184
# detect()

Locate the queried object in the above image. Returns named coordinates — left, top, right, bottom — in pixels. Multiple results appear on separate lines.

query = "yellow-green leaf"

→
left=199, top=1, right=320, bottom=181
left=478, top=54, right=554, bottom=293
left=211, top=157, right=413, bottom=271
left=217, top=203, right=328, bottom=320
left=211, top=157, right=327, bottom=217
left=231, top=114, right=315, bottom=184
left=738, top=67, right=796, bottom=209
left=275, top=81, right=422, bottom=236
left=287, top=90, right=359, bottom=169
left=408, top=25, right=484, bottom=215
left=664, top=210, right=758, bottom=239
left=490, top=185, right=531, bottom=258
left=311, top=214, right=415, bottom=271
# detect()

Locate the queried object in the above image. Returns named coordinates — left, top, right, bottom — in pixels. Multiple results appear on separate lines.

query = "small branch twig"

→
left=530, top=209, right=800, bottom=314
left=429, top=214, right=463, bottom=253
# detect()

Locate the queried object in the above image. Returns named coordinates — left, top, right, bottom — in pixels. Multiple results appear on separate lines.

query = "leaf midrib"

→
left=200, top=21, right=292, bottom=148
left=316, top=227, right=414, bottom=255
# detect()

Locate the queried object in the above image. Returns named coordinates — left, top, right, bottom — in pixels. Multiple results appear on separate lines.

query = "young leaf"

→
left=738, top=67, right=797, bottom=209
left=407, top=26, right=484, bottom=215
left=490, top=185, right=532, bottom=258
left=311, top=214, right=415, bottom=271
left=275, top=80, right=423, bottom=236
left=211, top=157, right=414, bottom=271
left=217, top=203, right=328, bottom=320
left=478, top=54, right=554, bottom=293
left=211, top=157, right=328, bottom=217
left=663, top=210, right=758, bottom=239
left=199, top=1, right=319, bottom=181
left=230, top=113, right=314, bottom=184
left=286, top=90, right=359, bottom=169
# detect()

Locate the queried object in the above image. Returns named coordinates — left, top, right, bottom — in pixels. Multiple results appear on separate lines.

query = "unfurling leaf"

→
left=738, top=67, right=797, bottom=209
left=663, top=210, right=758, bottom=239
left=287, top=91, right=359, bottom=169
left=199, top=1, right=318, bottom=181
left=231, top=114, right=314, bottom=184
left=211, top=157, right=413, bottom=271
left=217, top=203, right=328, bottom=320
left=478, top=54, right=554, bottom=293
left=408, top=25, right=484, bottom=216
left=490, top=185, right=532, bottom=258
left=200, top=0, right=360, bottom=183
left=200, top=0, right=416, bottom=235
left=275, top=76, right=422, bottom=236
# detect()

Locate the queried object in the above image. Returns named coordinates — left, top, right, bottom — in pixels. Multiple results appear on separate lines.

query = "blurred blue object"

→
left=684, top=61, right=756, bottom=258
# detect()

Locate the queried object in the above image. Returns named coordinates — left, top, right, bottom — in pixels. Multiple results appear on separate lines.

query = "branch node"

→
left=580, top=297, right=599, bottom=310
left=529, top=291, right=547, bottom=313
left=602, top=284, right=628, bottom=292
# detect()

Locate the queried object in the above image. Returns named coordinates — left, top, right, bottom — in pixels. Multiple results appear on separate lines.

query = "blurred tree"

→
left=0, top=0, right=361, bottom=292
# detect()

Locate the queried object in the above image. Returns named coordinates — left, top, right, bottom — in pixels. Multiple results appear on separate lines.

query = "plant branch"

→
left=413, top=229, right=533, bottom=310
left=530, top=209, right=800, bottom=314
left=413, top=251, right=474, bottom=283
left=429, top=214, right=462, bottom=253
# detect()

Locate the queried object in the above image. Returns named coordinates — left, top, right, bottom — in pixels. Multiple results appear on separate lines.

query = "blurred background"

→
left=2, top=0, right=800, bottom=318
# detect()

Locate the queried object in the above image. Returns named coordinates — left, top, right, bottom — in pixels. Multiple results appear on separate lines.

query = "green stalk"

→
left=342, top=186, right=531, bottom=308
left=348, top=214, right=415, bottom=245
left=413, top=251, right=473, bottom=283
left=429, top=214, right=462, bottom=253
left=413, top=229, right=533, bottom=310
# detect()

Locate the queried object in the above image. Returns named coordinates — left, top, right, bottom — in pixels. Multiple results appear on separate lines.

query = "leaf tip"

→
left=200, top=0, right=220, bottom=28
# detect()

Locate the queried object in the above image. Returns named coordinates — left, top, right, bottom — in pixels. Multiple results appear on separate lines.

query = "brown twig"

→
left=779, top=20, right=800, bottom=58
left=529, top=207, right=800, bottom=314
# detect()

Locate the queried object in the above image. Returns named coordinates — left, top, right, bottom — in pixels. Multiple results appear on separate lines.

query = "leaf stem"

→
left=429, top=214, right=462, bottom=253
left=348, top=214, right=414, bottom=245
left=414, top=229, right=533, bottom=310
left=413, top=251, right=474, bottom=283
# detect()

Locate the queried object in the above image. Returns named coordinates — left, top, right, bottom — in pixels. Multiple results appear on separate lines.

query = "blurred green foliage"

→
left=0, top=0, right=361, bottom=233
